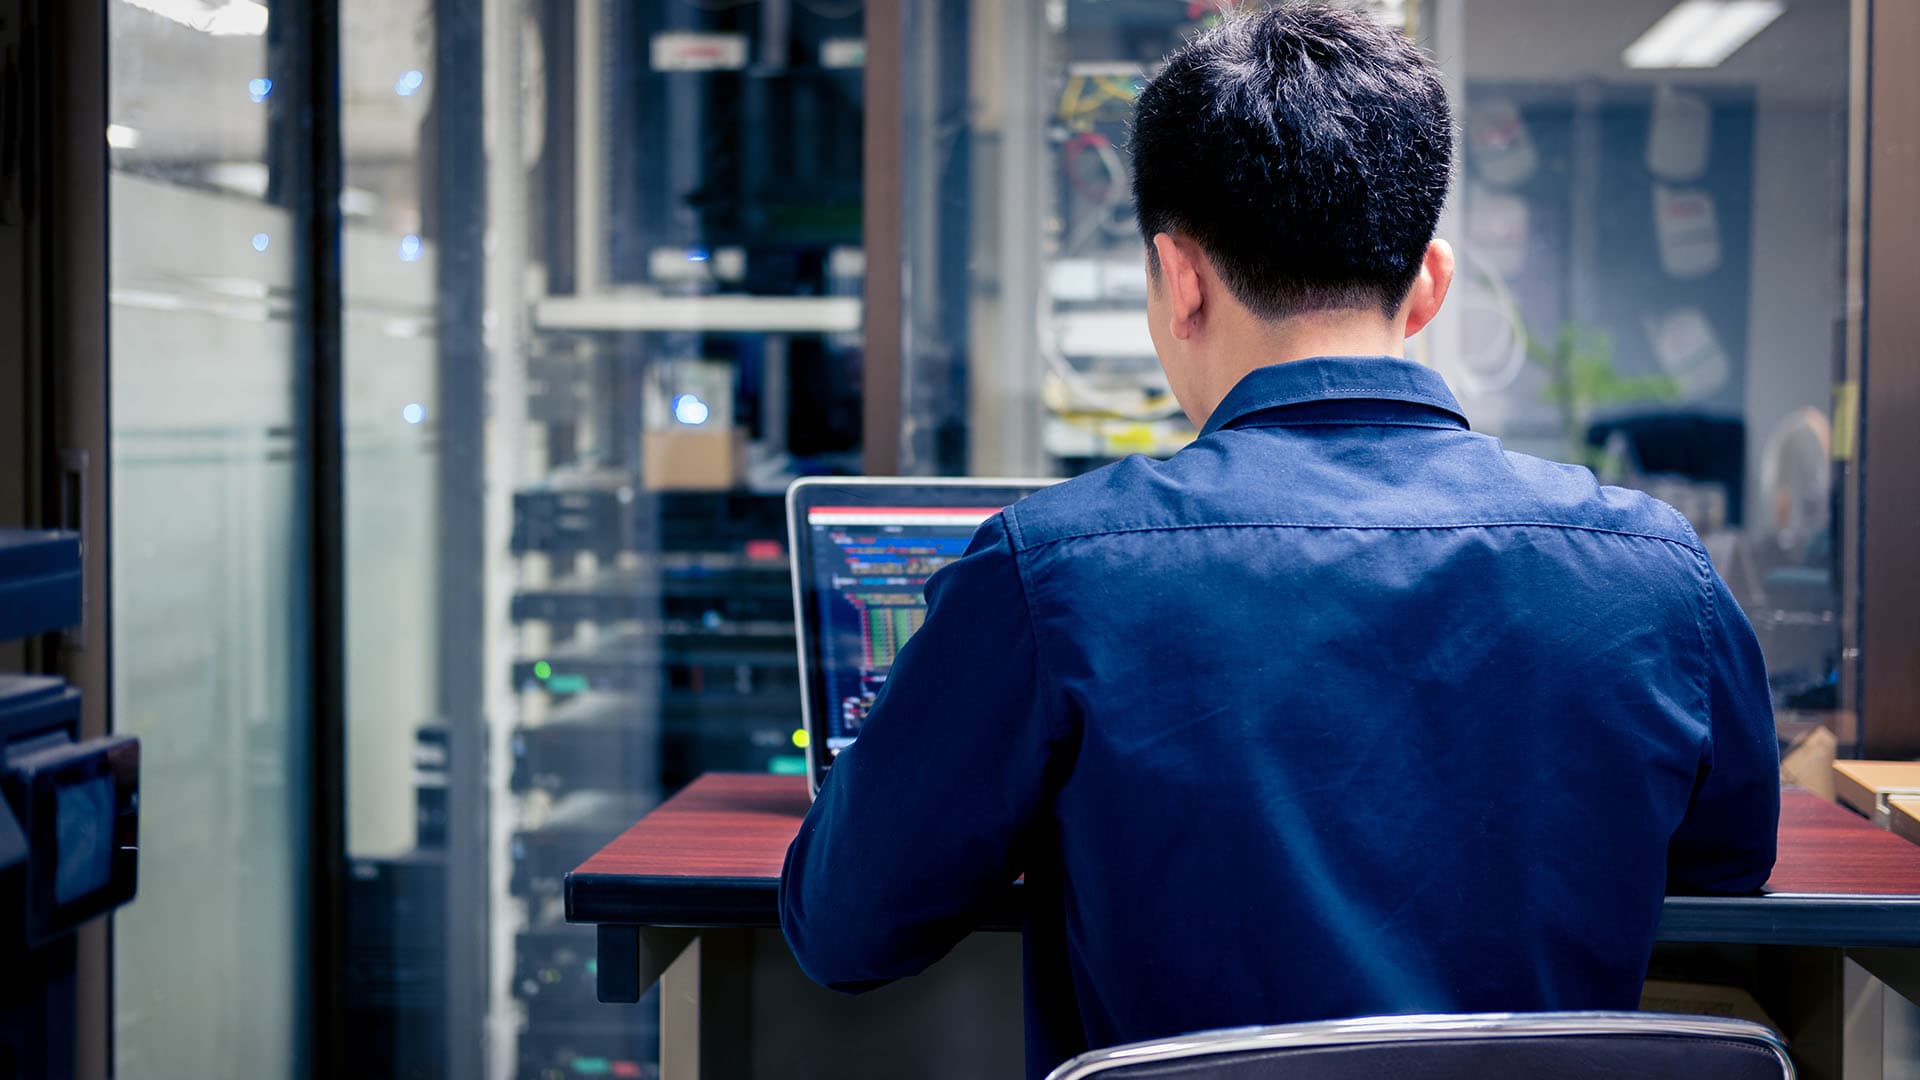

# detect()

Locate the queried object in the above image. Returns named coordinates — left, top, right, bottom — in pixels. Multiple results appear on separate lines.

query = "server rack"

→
left=506, top=488, right=798, bottom=1078
left=487, top=4, right=866, bottom=1076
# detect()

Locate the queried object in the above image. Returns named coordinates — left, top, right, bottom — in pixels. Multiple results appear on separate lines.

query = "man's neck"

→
left=1190, top=309, right=1408, bottom=426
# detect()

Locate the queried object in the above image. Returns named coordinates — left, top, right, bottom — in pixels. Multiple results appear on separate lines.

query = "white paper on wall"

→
left=651, top=32, right=749, bottom=72
left=1468, top=99, right=1539, bottom=188
left=1645, top=306, right=1732, bottom=400
left=1653, top=184, right=1722, bottom=279
left=1647, top=86, right=1712, bottom=182
left=1465, top=184, right=1531, bottom=277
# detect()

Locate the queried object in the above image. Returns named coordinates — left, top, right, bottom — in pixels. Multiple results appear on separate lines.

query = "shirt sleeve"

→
left=780, top=511, right=1067, bottom=992
left=1666, top=566, right=1780, bottom=895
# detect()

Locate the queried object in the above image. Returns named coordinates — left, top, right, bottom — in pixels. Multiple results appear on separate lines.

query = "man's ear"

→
left=1402, top=238, right=1455, bottom=339
left=1152, top=232, right=1206, bottom=340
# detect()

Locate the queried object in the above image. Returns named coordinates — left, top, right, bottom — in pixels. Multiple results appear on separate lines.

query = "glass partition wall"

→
left=1432, top=0, right=1855, bottom=747
left=339, top=2, right=864, bottom=1068
left=339, top=1, right=865, bottom=1077
left=103, top=0, right=1901, bottom=1077
left=108, top=0, right=866, bottom=1075
left=107, top=3, right=311, bottom=1076
left=901, top=0, right=1858, bottom=742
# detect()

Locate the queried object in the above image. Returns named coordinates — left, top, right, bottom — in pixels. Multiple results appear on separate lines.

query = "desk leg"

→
left=1765, top=945, right=1905, bottom=1080
left=660, top=930, right=751, bottom=1080
left=659, top=934, right=701, bottom=1080
left=1777, top=947, right=1846, bottom=1080
left=1847, top=947, right=1920, bottom=1008
left=596, top=925, right=696, bottom=1003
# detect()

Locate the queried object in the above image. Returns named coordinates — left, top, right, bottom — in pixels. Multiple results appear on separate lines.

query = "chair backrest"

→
left=1043, top=1012, right=1793, bottom=1080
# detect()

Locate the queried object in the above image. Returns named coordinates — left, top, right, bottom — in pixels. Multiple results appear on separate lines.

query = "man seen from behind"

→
left=781, top=6, right=1781, bottom=1077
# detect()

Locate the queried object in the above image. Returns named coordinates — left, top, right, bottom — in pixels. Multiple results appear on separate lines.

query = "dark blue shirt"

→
left=781, top=356, right=1779, bottom=1078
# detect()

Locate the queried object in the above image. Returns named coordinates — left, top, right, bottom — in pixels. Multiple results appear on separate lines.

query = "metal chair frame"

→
left=1044, top=1011, right=1795, bottom=1080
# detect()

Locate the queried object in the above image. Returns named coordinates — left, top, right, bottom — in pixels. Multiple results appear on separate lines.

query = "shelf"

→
left=525, top=691, right=797, bottom=730
left=511, top=792, right=660, bottom=898
left=1054, top=309, right=1157, bottom=358
left=515, top=627, right=799, bottom=694
left=533, top=292, right=862, bottom=334
left=511, top=564, right=791, bottom=625
left=512, top=486, right=788, bottom=558
left=511, top=692, right=797, bottom=795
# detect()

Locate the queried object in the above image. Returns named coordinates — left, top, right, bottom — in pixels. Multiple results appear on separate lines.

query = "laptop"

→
left=787, top=477, right=1053, bottom=798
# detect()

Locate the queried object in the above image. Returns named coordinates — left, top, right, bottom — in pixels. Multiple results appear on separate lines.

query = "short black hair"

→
left=1131, top=3, right=1454, bottom=319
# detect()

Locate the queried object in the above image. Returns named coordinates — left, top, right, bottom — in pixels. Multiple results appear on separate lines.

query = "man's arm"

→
left=1667, top=567, right=1780, bottom=895
left=780, top=512, right=1067, bottom=991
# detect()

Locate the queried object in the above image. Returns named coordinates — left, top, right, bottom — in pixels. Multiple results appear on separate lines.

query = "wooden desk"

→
left=568, top=773, right=1920, bottom=938
left=566, top=775, right=1920, bottom=1079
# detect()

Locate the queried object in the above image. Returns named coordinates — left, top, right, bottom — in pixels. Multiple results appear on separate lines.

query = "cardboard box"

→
left=642, top=429, right=744, bottom=491
left=1779, top=726, right=1836, bottom=801
left=1639, top=980, right=1775, bottom=1028
left=1833, top=760, right=1920, bottom=827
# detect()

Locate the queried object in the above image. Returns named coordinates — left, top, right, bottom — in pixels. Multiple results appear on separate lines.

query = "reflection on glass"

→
left=337, top=0, right=448, bottom=1074
left=340, top=0, right=865, bottom=1076
left=1429, top=0, right=1850, bottom=728
left=905, top=0, right=1852, bottom=731
left=107, top=0, right=307, bottom=1076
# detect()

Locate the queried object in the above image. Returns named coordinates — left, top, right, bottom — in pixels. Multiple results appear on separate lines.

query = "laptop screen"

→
left=789, top=479, right=1052, bottom=795
left=803, top=504, right=1001, bottom=755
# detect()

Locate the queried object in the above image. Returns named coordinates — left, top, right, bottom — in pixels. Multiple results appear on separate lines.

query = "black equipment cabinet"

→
left=0, top=531, right=139, bottom=1080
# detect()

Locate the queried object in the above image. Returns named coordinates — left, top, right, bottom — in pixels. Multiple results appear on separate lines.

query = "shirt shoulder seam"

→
left=1676, top=507, right=1716, bottom=749
left=1001, top=501, right=1030, bottom=552
left=1015, top=518, right=1708, bottom=551
left=998, top=510, right=1067, bottom=744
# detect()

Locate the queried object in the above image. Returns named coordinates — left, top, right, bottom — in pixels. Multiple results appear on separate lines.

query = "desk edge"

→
left=567, top=878, right=1920, bottom=947
left=1657, top=894, right=1920, bottom=946
left=565, top=871, right=1024, bottom=932
left=567, top=872, right=783, bottom=928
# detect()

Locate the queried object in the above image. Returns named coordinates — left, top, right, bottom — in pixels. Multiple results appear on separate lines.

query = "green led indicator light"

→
left=768, top=755, right=807, bottom=776
left=533, top=660, right=552, bottom=680
left=571, top=1057, right=611, bottom=1076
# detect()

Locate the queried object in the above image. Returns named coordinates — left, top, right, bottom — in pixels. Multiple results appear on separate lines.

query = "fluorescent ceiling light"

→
left=203, top=161, right=269, bottom=198
left=1623, top=0, right=1785, bottom=69
left=118, top=0, right=268, bottom=37
left=105, top=124, right=141, bottom=149
left=339, top=187, right=380, bottom=218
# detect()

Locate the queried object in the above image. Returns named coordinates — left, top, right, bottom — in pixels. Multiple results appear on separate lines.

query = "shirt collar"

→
left=1198, top=355, right=1471, bottom=437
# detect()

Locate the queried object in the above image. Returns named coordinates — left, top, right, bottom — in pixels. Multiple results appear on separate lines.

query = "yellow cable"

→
left=1059, top=75, right=1085, bottom=123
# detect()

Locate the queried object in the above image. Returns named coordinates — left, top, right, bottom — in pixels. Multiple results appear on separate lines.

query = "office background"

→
left=4, top=0, right=1919, bottom=1077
